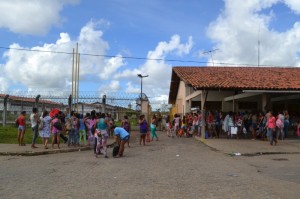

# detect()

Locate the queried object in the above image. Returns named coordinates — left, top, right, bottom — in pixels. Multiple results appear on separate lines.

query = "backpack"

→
left=276, top=118, right=282, bottom=128
left=15, top=118, right=19, bottom=128
left=123, top=121, right=130, bottom=132
left=38, top=120, right=44, bottom=130
left=112, top=145, right=120, bottom=157
left=53, top=121, right=62, bottom=131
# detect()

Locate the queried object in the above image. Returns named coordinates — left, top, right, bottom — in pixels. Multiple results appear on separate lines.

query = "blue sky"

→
left=0, top=0, right=300, bottom=107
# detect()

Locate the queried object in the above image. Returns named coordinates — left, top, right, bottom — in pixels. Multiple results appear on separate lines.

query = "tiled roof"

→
left=169, top=66, right=300, bottom=103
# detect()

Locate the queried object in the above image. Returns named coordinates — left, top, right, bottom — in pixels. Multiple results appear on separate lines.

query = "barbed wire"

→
left=0, top=90, right=143, bottom=107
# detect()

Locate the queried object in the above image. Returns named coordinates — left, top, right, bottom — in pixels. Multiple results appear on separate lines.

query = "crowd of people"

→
left=164, top=110, right=300, bottom=145
left=15, top=107, right=299, bottom=159
left=15, top=107, right=132, bottom=158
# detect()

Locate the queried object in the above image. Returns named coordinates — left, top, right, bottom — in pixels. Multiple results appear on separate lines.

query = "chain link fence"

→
left=0, top=91, right=147, bottom=126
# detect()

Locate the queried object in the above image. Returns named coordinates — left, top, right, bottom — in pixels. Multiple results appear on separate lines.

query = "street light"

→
left=137, top=74, right=149, bottom=113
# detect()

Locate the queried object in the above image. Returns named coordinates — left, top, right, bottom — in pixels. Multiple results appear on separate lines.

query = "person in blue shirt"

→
left=112, top=126, right=130, bottom=158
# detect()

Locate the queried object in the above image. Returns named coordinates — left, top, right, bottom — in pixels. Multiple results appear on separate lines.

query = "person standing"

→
left=207, top=111, right=215, bottom=138
left=266, top=111, right=277, bottom=145
left=173, top=114, right=181, bottom=137
left=215, top=111, right=221, bottom=138
left=139, top=115, right=148, bottom=145
left=78, top=114, right=87, bottom=146
left=283, top=110, right=290, bottom=139
left=51, top=114, right=62, bottom=149
left=251, top=112, right=258, bottom=140
left=30, top=108, right=40, bottom=148
left=166, top=115, right=171, bottom=137
left=17, top=111, right=26, bottom=146
left=39, top=111, right=51, bottom=149
left=65, top=116, right=74, bottom=147
left=89, top=110, right=97, bottom=152
left=276, top=111, right=285, bottom=141
left=121, top=115, right=131, bottom=147
left=72, top=112, right=79, bottom=146
left=95, top=113, right=109, bottom=158
left=150, top=115, right=158, bottom=141
left=112, top=126, right=130, bottom=158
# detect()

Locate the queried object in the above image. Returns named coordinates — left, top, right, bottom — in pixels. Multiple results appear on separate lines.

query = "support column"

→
left=201, top=91, right=207, bottom=139
left=262, top=94, right=269, bottom=112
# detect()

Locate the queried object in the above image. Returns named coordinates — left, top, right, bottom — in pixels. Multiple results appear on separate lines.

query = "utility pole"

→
left=137, top=74, right=149, bottom=114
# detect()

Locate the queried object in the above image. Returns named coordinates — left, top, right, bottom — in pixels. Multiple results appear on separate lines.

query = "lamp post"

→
left=137, top=74, right=149, bottom=114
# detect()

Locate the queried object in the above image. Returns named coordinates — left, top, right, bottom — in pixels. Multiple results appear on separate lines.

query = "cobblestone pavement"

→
left=0, top=131, right=299, bottom=199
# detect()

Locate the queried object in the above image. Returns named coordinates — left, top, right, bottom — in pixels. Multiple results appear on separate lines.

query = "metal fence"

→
left=0, top=91, right=145, bottom=126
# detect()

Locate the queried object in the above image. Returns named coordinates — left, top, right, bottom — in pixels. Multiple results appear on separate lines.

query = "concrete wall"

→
left=174, top=81, right=186, bottom=115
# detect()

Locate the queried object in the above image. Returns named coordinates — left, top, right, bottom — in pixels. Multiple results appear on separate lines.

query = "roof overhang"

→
left=243, top=90, right=300, bottom=93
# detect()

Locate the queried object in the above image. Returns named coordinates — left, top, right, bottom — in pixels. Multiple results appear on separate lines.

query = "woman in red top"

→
left=207, top=111, right=215, bottom=138
left=17, top=111, right=26, bottom=146
left=266, top=111, right=277, bottom=145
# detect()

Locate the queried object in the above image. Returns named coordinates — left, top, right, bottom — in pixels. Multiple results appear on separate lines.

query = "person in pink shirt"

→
left=51, top=114, right=62, bottom=149
left=266, top=111, right=277, bottom=145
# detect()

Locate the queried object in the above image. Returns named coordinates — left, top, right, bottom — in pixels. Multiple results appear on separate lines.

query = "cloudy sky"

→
left=0, top=0, right=300, bottom=105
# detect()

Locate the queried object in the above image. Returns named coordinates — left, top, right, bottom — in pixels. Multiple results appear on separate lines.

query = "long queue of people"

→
left=15, top=108, right=131, bottom=158
left=164, top=110, right=300, bottom=145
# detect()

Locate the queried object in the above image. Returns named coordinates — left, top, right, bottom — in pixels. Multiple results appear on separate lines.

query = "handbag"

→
left=38, top=121, right=43, bottom=130
left=146, top=132, right=151, bottom=142
left=53, top=121, right=62, bottom=130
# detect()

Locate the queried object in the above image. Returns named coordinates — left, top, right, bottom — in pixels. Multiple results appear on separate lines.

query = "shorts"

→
left=140, top=133, right=147, bottom=137
left=122, top=135, right=130, bottom=142
left=18, top=125, right=25, bottom=131
left=52, top=131, right=61, bottom=135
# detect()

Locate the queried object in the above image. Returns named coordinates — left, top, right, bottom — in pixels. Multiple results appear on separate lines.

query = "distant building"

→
left=0, top=94, right=62, bottom=114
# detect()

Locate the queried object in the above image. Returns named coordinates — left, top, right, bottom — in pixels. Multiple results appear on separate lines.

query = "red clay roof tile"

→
left=169, top=66, right=300, bottom=103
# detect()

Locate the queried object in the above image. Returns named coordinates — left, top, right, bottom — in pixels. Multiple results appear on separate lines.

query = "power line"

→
left=0, top=46, right=207, bottom=64
left=0, top=46, right=295, bottom=67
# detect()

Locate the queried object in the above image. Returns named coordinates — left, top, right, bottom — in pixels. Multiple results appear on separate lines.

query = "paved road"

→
left=0, top=131, right=299, bottom=199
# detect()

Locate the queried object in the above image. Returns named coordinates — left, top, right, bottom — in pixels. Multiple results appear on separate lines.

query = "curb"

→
left=194, top=136, right=220, bottom=152
left=230, top=151, right=300, bottom=157
left=194, top=136, right=300, bottom=157
left=0, top=142, right=116, bottom=156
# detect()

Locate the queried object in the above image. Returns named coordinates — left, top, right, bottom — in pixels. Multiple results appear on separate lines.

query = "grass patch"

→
left=0, top=125, right=43, bottom=144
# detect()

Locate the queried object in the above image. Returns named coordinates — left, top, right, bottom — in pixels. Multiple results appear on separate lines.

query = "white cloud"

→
left=0, top=0, right=79, bottom=35
left=284, top=0, right=300, bottom=14
left=0, top=76, right=9, bottom=91
left=108, top=80, right=120, bottom=90
left=120, top=35, right=193, bottom=102
left=125, top=82, right=139, bottom=93
left=1, top=21, right=112, bottom=90
left=99, top=55, right=124, bottom=80
left=147, top=35, right=193, bottom=59
left=206, top=0, right=300, bottom=67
